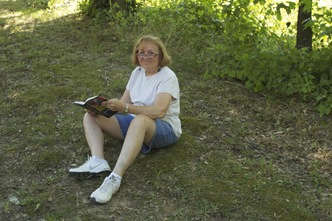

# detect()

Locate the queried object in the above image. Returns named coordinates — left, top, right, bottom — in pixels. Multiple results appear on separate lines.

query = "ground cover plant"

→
left=0, top=0, right=331, bottom=220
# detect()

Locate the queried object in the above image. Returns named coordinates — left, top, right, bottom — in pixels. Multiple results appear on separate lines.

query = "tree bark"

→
left=296, top=0, right=312, bottom=50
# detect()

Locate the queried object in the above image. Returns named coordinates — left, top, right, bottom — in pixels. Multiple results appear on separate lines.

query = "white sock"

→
left=91, top=155, right=106, bottom=163
left=110, top=172, right=122, bottom=181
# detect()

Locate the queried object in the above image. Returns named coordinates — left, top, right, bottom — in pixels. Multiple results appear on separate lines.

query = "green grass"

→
left=1, top=1, right=331, bottom=220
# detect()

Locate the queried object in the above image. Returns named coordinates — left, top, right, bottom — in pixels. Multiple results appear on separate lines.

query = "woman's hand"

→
left=102, top=99, right=126, bottom=112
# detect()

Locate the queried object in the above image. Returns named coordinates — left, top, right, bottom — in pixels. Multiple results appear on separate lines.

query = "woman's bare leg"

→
left=83, top=113, right=124, bottom=159
left=112, top=115, right=156, bottom=177
left=90, top=115, right=156, bottom=203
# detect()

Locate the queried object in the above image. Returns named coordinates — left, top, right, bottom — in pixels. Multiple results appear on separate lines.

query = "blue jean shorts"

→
left=115, top=114, right=179, bottom=154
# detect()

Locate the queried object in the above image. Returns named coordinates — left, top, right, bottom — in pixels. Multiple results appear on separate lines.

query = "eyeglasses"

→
left=137, top=51, right=158, bottom=59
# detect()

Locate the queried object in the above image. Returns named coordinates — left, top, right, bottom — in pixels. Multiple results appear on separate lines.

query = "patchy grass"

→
left=1, top=1, right=331, bottom=220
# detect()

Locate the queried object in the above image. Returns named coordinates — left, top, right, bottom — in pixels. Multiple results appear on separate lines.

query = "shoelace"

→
left=99, top=176, right=117, bottom=193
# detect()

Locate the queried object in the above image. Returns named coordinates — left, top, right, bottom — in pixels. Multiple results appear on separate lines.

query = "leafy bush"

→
left=200, top=0, right=332, bottom=115
left=25, top=0, right=49, bottom=8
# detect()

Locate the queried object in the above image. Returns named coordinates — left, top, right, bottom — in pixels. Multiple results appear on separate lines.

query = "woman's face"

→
left=136, top=41, right=159, bottom=72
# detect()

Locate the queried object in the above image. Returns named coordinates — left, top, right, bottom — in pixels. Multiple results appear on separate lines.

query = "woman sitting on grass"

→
left=69, top=35, right=182, bottom=204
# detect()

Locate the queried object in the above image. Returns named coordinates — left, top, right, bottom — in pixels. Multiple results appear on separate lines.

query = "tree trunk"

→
left=296, top=0, right=312, bottom=50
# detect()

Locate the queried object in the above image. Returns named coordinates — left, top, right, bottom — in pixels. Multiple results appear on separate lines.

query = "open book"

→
left=74, top=95, right=118, bottom=118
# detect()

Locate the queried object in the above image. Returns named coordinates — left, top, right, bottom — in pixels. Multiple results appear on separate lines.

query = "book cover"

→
left=74, top=95, right=118, bottom=118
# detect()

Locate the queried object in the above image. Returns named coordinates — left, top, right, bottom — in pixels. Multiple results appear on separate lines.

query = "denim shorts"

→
left=115, top=114, right=179, bottom=154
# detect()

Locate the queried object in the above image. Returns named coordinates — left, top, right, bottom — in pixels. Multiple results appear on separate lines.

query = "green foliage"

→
left=202, top=0, right=331, bottom=115
left=77, top=0, right=109, bottom=17
left=78, top=0, right=136, bottom=18
left=77, top=0, right=92, bottom=15
left=24, top=0, right=65, bottom=9
left=25, top=0, right=49, bottom=9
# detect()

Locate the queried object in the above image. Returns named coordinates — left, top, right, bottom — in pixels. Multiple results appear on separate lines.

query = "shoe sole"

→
left=90, top=197, right=108, bottom=204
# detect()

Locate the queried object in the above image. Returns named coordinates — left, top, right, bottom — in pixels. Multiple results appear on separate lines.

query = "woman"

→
left=69, top=35, right=182, bottom=204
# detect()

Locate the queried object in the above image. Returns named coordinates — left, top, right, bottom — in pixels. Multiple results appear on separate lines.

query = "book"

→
left=74, top=95, right=118, bottom=118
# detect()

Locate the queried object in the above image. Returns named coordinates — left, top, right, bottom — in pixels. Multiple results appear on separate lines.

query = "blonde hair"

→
left=132, top=35, right=171, bottom=67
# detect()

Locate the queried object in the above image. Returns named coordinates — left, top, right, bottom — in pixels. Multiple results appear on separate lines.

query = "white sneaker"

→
left=90, top=175, right=121, bottom=204
left=69, top=156, right=111, bottom=175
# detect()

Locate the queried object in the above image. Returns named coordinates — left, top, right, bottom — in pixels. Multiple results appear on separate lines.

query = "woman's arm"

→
left=103, top=92, right=172, bottom=119
left=120, top=89, right=132, bottom=104
left=127, top=92, right=172, bottom=119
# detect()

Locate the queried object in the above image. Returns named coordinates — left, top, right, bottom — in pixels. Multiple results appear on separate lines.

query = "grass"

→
left=1, top=1, right=331, bottom=220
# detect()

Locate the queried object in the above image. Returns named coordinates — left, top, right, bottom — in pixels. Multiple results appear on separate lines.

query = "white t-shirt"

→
left=126, top=66, right=182, bottom=137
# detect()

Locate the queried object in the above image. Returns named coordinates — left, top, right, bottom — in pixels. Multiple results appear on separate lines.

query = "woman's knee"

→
left=130, top=115, right=155, bottom=132
left=83, top=112, right=101, bottom=126
left=83, top=112, right=93, bottom=123
left=131, top=115, right=152, bottom=126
